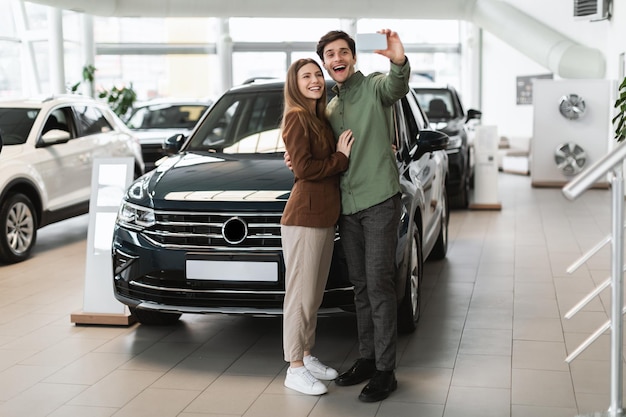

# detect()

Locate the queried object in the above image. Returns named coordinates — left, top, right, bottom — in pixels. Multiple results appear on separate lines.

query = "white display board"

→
left=71, top=158, right=135, bottom=325
left=531, top=79, right=613, bottom=188
left=470, top=125, right=501, bottom=210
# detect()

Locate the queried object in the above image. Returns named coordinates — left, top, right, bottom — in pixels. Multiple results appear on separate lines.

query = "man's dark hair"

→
left=316, top=30, right=356, bottom=61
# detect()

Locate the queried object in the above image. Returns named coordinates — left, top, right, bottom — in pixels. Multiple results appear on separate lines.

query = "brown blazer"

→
left=280, top=110, right=349, bottom=227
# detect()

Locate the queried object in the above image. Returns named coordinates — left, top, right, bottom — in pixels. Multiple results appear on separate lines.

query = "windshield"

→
left=0, top=108, right=39, bottom=145
left=127, top=104, right=209, bottom=130
left=185, top=90, right=285, bottom=154
left=413, top=89, right=457, bottom=121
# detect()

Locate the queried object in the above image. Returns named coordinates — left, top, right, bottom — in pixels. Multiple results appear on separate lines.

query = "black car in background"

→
left=412, top=84, right=482, bottom=208
left=112, top=80, right=449, bottom=334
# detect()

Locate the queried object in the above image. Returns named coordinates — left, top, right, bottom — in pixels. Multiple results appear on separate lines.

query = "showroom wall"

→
left=480, top=0, right=624, bottom=142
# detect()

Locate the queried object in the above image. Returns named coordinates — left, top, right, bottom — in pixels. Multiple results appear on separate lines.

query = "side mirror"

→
left=162, top=133, right=186, bottom=155
left=466, top=109, right=482, bottom=123
left=40, top=129, right=71, bottom=145
left=413, top=129, right=449, bottom=160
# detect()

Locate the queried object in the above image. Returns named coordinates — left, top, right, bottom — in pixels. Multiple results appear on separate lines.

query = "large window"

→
left=94, top=17, right=220, bottom=100
left=229, top=18, right=341, bottom=42
left=4, top=8, right=462, bottom=101
left=1, top=1, right=20, bottom=96
left=355, top=19, right=461, bottom=83
left=94, top=54, right=217, bottom=100
left=95, top=17, right=462, bottom=99
left=0, top=42, right=20, bottom=97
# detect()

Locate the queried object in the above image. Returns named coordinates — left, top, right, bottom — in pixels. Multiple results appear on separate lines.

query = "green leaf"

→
left=69, top=81, right=81, bottom=93
left=82, top=65, right=96, bottom=83
left=614, top=76, right=626, bottom=142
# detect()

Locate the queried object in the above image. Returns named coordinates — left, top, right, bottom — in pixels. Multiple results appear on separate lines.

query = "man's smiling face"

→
left=321, top=39, right=356, bottom=86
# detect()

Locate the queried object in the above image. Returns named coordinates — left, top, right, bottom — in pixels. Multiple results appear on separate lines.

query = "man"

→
left=316, top=29, right=410, bottom=402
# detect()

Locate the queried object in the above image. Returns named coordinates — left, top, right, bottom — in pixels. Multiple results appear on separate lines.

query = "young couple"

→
left=280, top=29, right=410, bottom=402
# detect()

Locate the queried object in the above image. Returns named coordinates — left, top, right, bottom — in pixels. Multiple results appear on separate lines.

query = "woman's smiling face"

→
left=297, top=62, right=325, bottom=105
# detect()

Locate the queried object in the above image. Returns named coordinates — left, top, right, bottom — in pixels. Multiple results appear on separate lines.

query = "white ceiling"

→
left=25, top=0, right=606, bottom=78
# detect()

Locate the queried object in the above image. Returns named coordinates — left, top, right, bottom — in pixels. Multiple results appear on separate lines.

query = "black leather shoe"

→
left=334, top=358, right=376, bottom=386
left=358, top=370, right=397, bottom=402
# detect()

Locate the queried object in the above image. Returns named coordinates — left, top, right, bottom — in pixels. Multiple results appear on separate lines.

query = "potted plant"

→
left=69, top=65, right=137, bottom=119
left=614, top=76, right=626, bottom=142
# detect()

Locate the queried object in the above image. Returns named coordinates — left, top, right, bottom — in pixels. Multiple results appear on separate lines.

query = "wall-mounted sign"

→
left=517, top=73, right=553, bottom=105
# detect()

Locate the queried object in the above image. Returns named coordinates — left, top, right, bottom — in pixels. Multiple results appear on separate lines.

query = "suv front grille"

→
left=142, top=211, right=283, bottom=251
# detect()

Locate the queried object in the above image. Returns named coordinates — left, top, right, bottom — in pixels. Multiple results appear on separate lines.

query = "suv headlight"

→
left=117, top=201, right=155, bottom=230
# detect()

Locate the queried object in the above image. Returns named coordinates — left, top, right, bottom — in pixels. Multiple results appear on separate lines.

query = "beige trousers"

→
left=281, top=225, right=335, bottom=362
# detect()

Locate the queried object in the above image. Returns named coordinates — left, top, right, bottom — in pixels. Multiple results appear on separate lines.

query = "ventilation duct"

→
left=574, top=0, right=610, bottom=21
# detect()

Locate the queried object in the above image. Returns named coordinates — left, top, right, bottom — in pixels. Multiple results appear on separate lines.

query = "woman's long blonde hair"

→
left=281, top=58, right=329, bottom=139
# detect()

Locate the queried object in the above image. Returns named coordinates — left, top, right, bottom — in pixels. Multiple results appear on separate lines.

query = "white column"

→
left=48, top=6, right=65, bottom=94
left=460, top=21, right=482, bottom=111
left=340, top=18, right=357, bottom=38
left=82, top=13, right=95, bottom=97
left=216, top=18, right=233, bottom=94
left=12, top=0, right=40, bottom=96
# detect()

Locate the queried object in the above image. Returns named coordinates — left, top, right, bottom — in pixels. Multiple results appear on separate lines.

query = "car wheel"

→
left=130, top=307, right=182, bottom=325
left=429, top=190, right=448, bottom=260
left=398, top=225, right=423, bottom=334
left=463, top=166, right=471, bottom=208
left=462, top=175, right=470, bottom=208
left=450, top=156, right=471, bottom=209
left=0, top=193, right=37, bottom=264
left=451, top=174, right=470, bottom=209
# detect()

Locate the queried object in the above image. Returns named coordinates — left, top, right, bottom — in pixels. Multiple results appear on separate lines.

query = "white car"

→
left=0, top=94, right=145, bottom=264
left=124, top=98, right=212, bottom=171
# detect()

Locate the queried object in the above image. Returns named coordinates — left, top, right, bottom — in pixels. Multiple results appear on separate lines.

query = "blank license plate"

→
left=186, top=259, right=278, bottom=282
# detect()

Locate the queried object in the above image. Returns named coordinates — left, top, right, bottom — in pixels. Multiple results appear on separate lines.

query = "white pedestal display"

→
left=470, top=125, right=502, bottom=210
left=71, top=158, right=136, bottom=326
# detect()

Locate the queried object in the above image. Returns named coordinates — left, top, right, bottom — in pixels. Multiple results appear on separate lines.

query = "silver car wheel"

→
left=398, top=225, right=423, bottom=334
left=7, top=201, right=35, bottom=255
left=555, top=142, right=587, bottom=176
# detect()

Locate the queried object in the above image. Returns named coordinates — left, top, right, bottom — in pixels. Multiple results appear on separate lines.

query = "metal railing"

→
left=562, top=140, right=626, bottom=417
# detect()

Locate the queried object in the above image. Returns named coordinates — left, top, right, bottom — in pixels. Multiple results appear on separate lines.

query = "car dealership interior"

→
left=1, top=0, right=626, bottom=416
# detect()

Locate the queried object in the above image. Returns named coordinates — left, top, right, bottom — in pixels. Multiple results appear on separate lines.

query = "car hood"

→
left=136, top=152, right=293, bottom=210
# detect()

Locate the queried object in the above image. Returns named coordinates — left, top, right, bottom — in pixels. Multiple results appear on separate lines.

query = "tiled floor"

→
left=0, top=172, right=623, bottom=417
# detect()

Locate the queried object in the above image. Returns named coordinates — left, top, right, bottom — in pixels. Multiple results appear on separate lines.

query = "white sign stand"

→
left=470, top=125, right=502, bottom=210
left=71, top=158, right=136, bottom=326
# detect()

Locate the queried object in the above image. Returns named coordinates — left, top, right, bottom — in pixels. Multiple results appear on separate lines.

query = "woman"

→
left=280, top=58, right=354, bottom=396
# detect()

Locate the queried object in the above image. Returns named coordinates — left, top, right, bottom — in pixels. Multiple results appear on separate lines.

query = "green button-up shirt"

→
left=327, top=59, right=410, bottom=215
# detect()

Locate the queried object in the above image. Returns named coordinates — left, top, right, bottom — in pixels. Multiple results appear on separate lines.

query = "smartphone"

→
left=356, top=33, right=387, bottom=52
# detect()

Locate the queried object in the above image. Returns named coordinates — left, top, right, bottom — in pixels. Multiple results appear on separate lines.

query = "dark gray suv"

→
left=412, top=84, right=482, bottom=209
left=112, top=79, right=449, bottom=334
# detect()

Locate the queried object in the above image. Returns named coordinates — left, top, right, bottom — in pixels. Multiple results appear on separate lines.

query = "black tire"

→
left=429, top=189, right=449, bottom=261
left=462, top=157, right=471, bottom=208
left=398, top=226, right=423, bottom=334
left=450, top=176, right=469, bottom=209
left=0, top=193, right=37, bottom=264
left=130, top=307, right=181, bottom=325
left=450, top=155, right=471, bottom=209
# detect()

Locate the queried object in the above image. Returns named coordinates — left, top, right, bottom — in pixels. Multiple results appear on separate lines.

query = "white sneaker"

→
left=284, top=366, right=328, bottom=395
left=304, top=355, right=339, bottom=381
